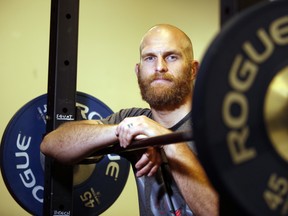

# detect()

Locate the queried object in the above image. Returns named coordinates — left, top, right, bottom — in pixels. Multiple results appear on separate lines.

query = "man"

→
left=41, top=24, right=219, bottom=215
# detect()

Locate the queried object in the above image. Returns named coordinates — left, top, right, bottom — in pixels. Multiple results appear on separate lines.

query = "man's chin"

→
left=149, top=84, right=173, bottom=93
left=151, top=79, right=173, bottom=86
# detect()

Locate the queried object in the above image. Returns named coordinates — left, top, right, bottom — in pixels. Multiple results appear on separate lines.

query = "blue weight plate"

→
left=0, top=92, right=130, bottom=216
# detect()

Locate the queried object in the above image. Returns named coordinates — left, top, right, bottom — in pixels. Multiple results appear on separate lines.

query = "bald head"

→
left=140, top=24, right=194, bottom=61
left=136, top=24, right=198, bottom=110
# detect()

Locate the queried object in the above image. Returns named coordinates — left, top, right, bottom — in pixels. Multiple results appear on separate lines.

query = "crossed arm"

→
left=116, top=116, right=219, bottom=216
left=41, top=120, right=117, bottom=163
left=40, top=119, right=161, bottom=177
left=40, top=116, right=219, bottom=216
left=163, top=142, right=219, bottom=216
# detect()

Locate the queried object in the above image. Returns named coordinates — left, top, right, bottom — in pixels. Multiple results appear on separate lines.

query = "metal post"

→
left=43, top=0, right=80, bottom=215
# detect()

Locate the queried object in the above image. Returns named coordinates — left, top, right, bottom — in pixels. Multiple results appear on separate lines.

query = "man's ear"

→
left=191, top=60, right=199, bottom=81
left=135, top=63, right=140, bottom=76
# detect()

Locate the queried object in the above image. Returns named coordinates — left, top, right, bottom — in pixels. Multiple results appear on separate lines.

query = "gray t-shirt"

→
left=100, top=108, right=195, bottom=216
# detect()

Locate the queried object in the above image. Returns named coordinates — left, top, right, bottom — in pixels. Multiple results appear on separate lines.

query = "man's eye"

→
left=166, top=55, right=177, bottom=61
left=144, top=56, right=155, bottom=62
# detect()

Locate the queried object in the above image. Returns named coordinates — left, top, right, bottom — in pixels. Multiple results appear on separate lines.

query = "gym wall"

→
left=0, top=0, right=219, bottom=215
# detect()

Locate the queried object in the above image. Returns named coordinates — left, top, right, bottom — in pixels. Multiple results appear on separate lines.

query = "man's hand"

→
left=115, top=115, right=171, bottom=148
left=134, top=147, right=162, bottom=177
left=115, top=116, right=170, bottom=176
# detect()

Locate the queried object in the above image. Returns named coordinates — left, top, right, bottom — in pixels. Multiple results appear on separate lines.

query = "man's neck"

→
left=151, top=99, right=192, bottom=128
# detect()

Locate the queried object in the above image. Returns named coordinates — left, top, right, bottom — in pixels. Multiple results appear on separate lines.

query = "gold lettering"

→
left=263, top=173, right=288, bottom=212
left=270, top=16, right=288, bottom=45
left=227, top=126, right=256, bottom=164
left=223, top=91, right=248, bottom=129
left=243, top=28, right=274, bottom=63
left=105, top=162, right=119, bottom=180
left=229, top=55, right=259, bottom=92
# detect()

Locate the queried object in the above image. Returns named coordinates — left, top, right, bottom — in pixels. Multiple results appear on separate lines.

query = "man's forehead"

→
left=142, top=28, right=178, bottom=44
left=141, top=32, right=183, bottom=54
left=141, top=43, right=180, bottom=56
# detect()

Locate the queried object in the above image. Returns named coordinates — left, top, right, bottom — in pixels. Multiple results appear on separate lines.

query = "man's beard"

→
left=137, top=69, right=192, bottom=110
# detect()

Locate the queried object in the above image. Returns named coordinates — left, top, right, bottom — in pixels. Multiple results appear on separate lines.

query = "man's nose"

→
left=156, top=57, right=168, bottom=72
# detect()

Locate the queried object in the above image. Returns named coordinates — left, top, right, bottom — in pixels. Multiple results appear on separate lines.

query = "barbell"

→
left=193, top=1, right=288, bottom=215
left=1, top=1, right=287, bottom=215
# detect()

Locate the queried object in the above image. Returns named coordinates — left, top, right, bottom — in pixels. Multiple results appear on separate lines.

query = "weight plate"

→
left=0, top=92, right=130, bottom=216
left=193, top=1, right=288, bottom=216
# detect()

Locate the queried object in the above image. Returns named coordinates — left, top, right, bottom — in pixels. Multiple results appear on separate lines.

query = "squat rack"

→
left=43, top=0, right=79, bottom=215
left=43, top=0, right=267, bottom=215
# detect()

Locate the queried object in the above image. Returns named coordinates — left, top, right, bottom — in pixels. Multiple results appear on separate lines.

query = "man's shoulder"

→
left=100, top=107, right=152, bottom=124
left=119, top=107, right=151, bottom=117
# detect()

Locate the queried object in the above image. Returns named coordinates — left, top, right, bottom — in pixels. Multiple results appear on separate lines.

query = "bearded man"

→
left=41, top=24, right=219, bottom=216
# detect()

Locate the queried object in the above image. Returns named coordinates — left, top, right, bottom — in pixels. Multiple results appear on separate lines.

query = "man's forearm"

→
left=163, top=143, right=219, bottom=216
left=40, top=120, right=118, bottom=164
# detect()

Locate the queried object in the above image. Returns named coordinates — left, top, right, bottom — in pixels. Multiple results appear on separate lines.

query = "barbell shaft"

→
left=80, top=131, right=193, bottom=164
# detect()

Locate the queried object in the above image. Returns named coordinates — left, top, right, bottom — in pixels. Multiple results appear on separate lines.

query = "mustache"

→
left=150, top=73, right=174, bottom=82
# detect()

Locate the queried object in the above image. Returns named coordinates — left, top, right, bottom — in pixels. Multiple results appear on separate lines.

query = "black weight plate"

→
left=193, top=1, right=288, bottom=216
left=0, top=92, right=130, bottom=216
